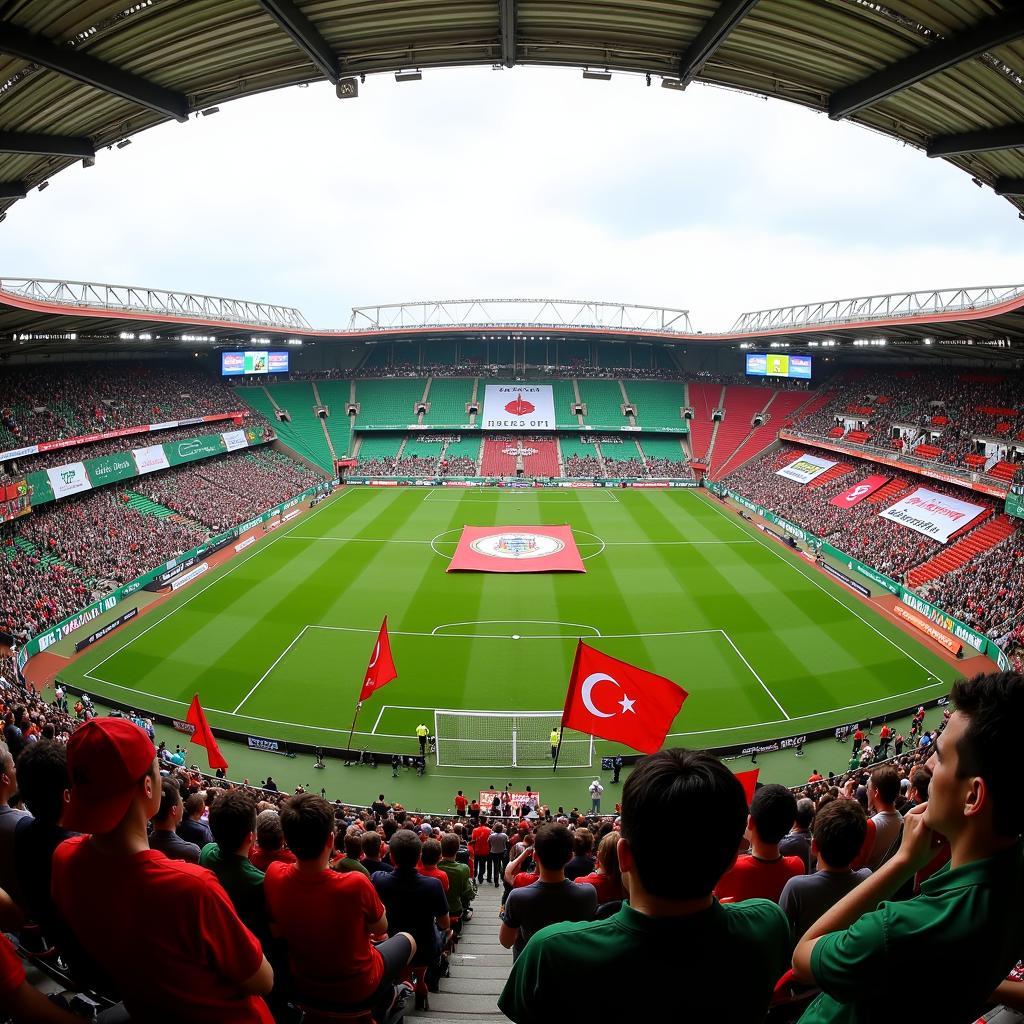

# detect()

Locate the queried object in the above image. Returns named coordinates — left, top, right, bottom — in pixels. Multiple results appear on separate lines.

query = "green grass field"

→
left=62, top=486, right=958, bottom=769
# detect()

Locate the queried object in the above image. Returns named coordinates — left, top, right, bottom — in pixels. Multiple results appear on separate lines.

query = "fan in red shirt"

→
left=716, top=785, right=804, bottom=904
left=249, top=809, right=297, bottom=872
left=454, top=791, right=468, bottom=817
left=471, top=817, right=493, bottom=884
left=264, top=794, right=415, bottom=1016
left=51, top=719, right=274, bottom=1024
left=573, top=832, right=626, bottom=904
left=418, top=838, right=450, bottom=893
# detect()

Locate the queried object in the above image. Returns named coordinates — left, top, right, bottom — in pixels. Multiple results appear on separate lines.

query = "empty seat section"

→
left=402, top=436, right=441, bottom=465
left=708, top=386, right=773, bottom=479
left=553, top=379, right=580, bottom=427
left=522, top=438, right=560, bottom=476
left=259, top=382, right=334, bottom=471
left=356, top=433, right=403, bottom=463
left=577, top=380, right=625, bottom=428
left=422, top=379, right=474, bottom=426
left=481, top=437, right=517, bottom=475
left=640, top=435, right=688, bottom=462
left=907, top=514, right=1013, bottom=588
left=717, top=391, right=809, bottom=476
left=686, top=382, right=720, bottom=462
left=628, top=381, right=685, bottom=431
left=354, top=379, right=426, bottom=428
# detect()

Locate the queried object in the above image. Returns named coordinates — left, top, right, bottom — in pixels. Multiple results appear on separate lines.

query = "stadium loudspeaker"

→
left=336, top=78, right=359, bottom=99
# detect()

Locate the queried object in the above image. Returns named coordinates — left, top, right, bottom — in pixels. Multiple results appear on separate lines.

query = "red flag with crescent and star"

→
left=561, top=641, right=687, bottom=755
left=358, top=617, right=397, bottom=702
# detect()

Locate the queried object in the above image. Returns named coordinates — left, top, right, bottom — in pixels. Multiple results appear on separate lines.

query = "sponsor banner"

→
left=894, top=602, right=962, bottom=655
left=247, top=735, right=282, bottom=753
left=165, top=434, right=225, bottom=466
left=449, top=524, right=586, bottom=574
left=370, top=480, right=398, bottom=486
left=172, top=719, right=196, bottom=736
left=819, top=561, right=871, bottom=599
left=1, top=413, right=245, bottom=464
left=714, top=485, right=808, bottom=541
left=169, top=562, right=209, bottom=590
left=740, top=734, right=808, bottom=757
left=557, top=481, right=595, bottom=488
left=46, top=462, right=92, bottom=499
left=85, top=452, right=137, bottom=487
left=443, top=481, right=476, bottom=487
left=481, top=384, right=556, bottom=431
left=669, top=480, right=699, bottom=488
left=282, top=509, right=301, bottom=522
left=829, top=474, right=890, bottom=508
left=221, top=429, right=248, bottom=452
left=900, top=591, right=987, bottom=653
left=265, top=518, right=281, bottom=532
left=629, top=482, right=670, bottom=489
left=133, top=444, right=170, bottom=475
left=879, top=486, right=987, bottom=543
left=147, top=554, right=203, bottom=590
left=74, top=608, right=139, bottom=652
left=234, top=536, right=256, bottom=553
left=776, top=454, right=837, bottom=484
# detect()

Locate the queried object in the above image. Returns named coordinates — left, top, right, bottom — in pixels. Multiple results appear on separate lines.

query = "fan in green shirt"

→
left=794, top=673, right=1024, bottom=1023
left=438, top=834, right=475, bottom=917
left=499, top=749, right=790, bottom=1023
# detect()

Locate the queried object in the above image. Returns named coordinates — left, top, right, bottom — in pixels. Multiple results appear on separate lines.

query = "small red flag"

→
left=561, top=641, right=687, bottom=755
left=734, top=768, right=759, bottom=805
left=359, top=617, right=397, bottom=702
left=186, top=694, right=228, bottom=772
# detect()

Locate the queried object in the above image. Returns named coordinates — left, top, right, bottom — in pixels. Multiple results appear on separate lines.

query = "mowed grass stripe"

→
left=68, top=488, right=960, bottom=752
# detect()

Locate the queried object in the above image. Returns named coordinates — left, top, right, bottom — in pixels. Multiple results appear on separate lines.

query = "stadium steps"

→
left=686, top=382, right=722, bottom=463
left=907, top=514, right=1017, bottom=588
left=991, top=460, right=1019, bottom=483
left=316, top=380, right=356, bottom=457
left=864, top=477, right=911, bottom=505
left=123, top=491, right=177, bottom=520
left=618, top=379, right=637, bottom=427
left=406, top=879, right=509, bottom=1024
left=310, top=382, right=338, bottom=465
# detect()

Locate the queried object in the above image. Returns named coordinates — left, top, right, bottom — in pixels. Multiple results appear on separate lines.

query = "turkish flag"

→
left=359, top=617, right=397, bottom=702
left=186, top=694, right=228, bottom=772
left=734, top=768, right=759, bottom=805
left=561, top=641, right=687, bottom=755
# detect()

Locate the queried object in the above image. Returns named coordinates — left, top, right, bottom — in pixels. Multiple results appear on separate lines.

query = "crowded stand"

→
left=645, top=456, right=691, bottom=477
left=0, top=364, right=244, bottom=450
left=132, top=449, right=321, bottom=532
left=563, top=453, right=603, bottom=478
left=0, top=670, right=1013, bottom=1021
left=600, top=456, right=647, bottom=477
left=441, top=456, right=477, bottom=475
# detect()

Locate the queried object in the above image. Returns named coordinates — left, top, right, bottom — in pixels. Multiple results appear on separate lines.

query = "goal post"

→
left=433, top=710, right=594, bottom=769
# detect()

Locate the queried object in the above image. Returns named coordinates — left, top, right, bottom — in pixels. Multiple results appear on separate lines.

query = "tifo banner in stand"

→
left=448, top=524, right=585, bottom=573
left=132, top=444, right=170, bottom=475
left=829, top=474, right=889, bottom=508
left=46, top=462, right=91, bottom=499
left=479, top=791, right=539, bottom=811
left=776, top=454, right=837, bottom=484
left=481, top=385, right=556, bottom=431
left=879, top=486, right=987, bottom=543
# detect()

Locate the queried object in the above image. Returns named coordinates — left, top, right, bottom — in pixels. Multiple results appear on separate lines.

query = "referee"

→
left=416, top=722, right=429, bottom=755
left=550, top=726, right=560, bottom=760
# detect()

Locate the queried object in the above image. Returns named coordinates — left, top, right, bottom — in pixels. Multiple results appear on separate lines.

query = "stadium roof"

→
left=2, top=2, right=1024, bottom=223
left=2, top=278, right=1024, bottom=363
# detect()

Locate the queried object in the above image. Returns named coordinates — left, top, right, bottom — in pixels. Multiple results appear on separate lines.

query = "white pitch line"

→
left=699, top=493, right=938, bottom=678
left=281, top=535, right=750, bottom=547
left=720, top=630, right=790, bottom=720
left=83, top=487, right=354, bottom=677
left=233, top=626, right=308, bottom=714
left=430, top=619, right=601, bottom=637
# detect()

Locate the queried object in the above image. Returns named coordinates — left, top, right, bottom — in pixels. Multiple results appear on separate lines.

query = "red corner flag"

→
left=561, top=641, right=687, bottom=755
left=359, top=617, right=397, bottom=702
left=186, top=694, right=228, bottom=772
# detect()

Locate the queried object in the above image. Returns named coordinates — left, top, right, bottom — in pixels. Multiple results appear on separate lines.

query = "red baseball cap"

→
left=63, top=718, right=157, bottom=834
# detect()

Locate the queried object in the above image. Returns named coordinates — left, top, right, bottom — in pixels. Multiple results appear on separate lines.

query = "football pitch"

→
left=64, top=486, right=957, bottom=762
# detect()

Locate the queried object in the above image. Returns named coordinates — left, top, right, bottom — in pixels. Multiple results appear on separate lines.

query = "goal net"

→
left=433, top=711, right=594, bottom=769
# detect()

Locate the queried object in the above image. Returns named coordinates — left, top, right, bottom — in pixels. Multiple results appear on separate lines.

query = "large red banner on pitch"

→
left=829, top=474, right=890, bottom=508
left=447, top=524, right=585, bottom=573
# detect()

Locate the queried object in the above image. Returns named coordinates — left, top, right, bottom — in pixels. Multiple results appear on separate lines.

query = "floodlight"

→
left=395, top=71, right=422, bottom=82
left=116, top=139, right=132, bottom=149
left=583, top=70, right=612, bottom=81
left=200, top=106, right=220, bottom=116
left=661, top=78, right=686, bottom=91
left=37, top=181, right=48, bottom=192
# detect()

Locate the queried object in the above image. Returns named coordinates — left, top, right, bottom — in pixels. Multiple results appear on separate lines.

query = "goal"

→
left=433, top=710, right=594, bottom=769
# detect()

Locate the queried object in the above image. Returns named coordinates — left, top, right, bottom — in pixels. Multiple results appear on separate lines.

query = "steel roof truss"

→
left=499, top=0, right=517, bottom=69
left=255, top=0, right=340, bottom=84
left=678, top=0, right=760, bottom=87
left=0, top=130, right=94, bottom=159
left=928, top=123, right=1024, bottom=157
left=829, top=10, right=1024, bottom=120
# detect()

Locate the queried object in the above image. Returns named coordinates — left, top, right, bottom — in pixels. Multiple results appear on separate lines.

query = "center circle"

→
left=469, top=531, right=565, bottom=559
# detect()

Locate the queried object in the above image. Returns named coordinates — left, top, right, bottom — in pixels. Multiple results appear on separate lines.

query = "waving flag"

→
left=561, top=641, right=687, bottom=755
left=734, top=768, right=760, bottom=805
left=186, top=694, right=228, bottom=772
left=359, top=617, right=397, bottom=702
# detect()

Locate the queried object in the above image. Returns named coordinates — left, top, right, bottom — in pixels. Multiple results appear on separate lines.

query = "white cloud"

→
left=3, top=66, right=1020, bottom=332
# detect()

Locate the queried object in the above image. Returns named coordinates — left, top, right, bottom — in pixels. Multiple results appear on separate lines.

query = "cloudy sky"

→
left=3, top=65, right=1021, bottom=332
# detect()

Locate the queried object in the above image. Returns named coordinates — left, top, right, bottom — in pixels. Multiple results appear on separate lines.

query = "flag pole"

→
left=554, top=638, right=583, bottom=773
left=345, top=700, right=363, bottom=760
